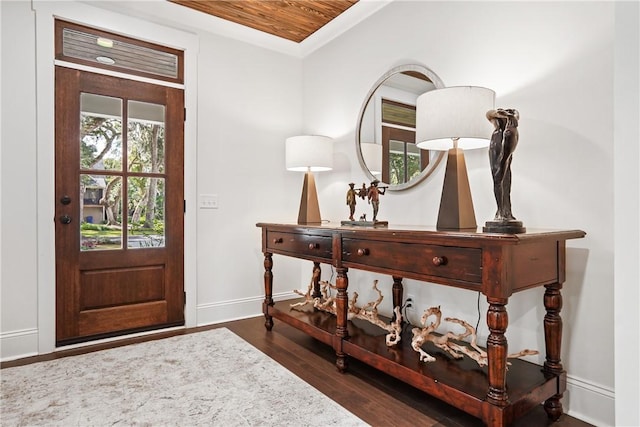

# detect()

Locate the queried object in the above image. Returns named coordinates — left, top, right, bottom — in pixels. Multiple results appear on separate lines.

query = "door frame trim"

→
left=54, top=60, right=186, bottom=90
left=34, top=1, right=199, bottom=353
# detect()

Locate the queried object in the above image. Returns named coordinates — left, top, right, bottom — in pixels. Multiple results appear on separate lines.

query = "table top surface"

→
left=257, top=222, right=586, bottom=243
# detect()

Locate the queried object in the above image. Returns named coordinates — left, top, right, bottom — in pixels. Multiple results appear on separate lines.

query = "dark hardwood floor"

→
left=2, top=316, right=593, bottom=427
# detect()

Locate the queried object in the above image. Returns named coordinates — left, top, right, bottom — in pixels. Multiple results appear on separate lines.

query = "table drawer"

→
left=266, top=230, right=332, bottom=260
left=342, top=238, right=482, bottom=283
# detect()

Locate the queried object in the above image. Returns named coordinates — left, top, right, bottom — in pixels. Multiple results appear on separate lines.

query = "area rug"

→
left=1, top=328, right=367, bottom=426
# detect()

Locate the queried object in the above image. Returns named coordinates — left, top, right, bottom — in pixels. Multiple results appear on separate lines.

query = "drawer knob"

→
left=308, top=243, right=319, bottom=250
left=273, top=237, right=283, bottom=244
left=357, top=248, right=370, bottom=256
left=432, top=256, right=447, bottom=266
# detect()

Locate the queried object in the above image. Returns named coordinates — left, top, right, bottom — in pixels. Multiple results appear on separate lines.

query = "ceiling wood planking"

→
left=169, top=0, right=358, bottom=43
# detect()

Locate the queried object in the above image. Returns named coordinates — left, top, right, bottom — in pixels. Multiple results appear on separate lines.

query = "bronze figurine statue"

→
left=367, top=179, right=386, bottom=222
left=340, top=180, right=388, bottom=227
left=346, top=183, right=357, bottom=221
left=483, top=108, right=526, bottom=234
left=357, top=182, right=367, bottom=200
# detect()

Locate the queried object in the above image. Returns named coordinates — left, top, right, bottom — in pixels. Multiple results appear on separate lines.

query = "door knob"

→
left=60, top=215, right=72, bottom=224
left=60, top=195, right=72, bottom=205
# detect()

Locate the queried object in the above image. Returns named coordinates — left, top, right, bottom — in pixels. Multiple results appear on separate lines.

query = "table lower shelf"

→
left=267, top=299, right=564, bottom=425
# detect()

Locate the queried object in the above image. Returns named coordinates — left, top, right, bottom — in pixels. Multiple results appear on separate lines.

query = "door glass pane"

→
left=127, top=177, right=165, bottom=249
left=127, top=101, right=165, bottom=173
left=80, top=93, right=122, bottom=171
left=80, top=174, right=122, bottom=251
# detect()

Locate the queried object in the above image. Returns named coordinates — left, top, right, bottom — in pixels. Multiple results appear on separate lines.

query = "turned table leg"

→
left=543, top=282, right=565, bottom=420
left=262, top=253, right=274, bottom=331
left=486, top=297, right=509, bottom=407
left=335, top=267, right=349, bottom=372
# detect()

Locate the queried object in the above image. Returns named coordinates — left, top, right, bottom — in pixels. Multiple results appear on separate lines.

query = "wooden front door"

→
left=55, top=67, right=185, bottom=345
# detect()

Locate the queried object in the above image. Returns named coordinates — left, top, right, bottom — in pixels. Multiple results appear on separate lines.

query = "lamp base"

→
left=436, top=147, right=477, bottom=231
left=297, top=171, right=322, bottom=224
left=483, top=220, right=526, bottom=234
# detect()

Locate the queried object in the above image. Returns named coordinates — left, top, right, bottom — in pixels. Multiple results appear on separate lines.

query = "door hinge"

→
left=184, top=291, right=187, bottom=304
left=183, top=107, right=186, bottom=121
left=184, top=200, right=186, bottom=213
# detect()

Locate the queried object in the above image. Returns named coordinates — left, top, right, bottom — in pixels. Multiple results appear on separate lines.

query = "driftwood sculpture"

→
left=411, top=306, right=538, bottom=366
left=291, top=279, right=402, bottom=346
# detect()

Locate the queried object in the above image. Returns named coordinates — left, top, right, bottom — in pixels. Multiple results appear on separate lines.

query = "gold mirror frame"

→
left=356, top=64, right=446, bottom=191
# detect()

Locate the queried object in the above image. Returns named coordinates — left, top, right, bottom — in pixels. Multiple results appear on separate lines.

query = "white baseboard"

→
left=565, top=374, right=615, bottom=426
left=195, top=291, right=298, bottom=326
left=0, top=328, right=39, bottom=362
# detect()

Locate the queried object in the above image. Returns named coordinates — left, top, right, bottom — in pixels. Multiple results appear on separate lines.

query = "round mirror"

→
left=356, top=64, right=446, bottom=191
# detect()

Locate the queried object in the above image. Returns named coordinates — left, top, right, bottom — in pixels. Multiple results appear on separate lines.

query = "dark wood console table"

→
left=257, top=222, right=585, bottom=427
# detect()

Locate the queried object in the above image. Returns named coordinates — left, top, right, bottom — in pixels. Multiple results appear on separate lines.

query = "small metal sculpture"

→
left=346, top=183, right=357, bottom=221
left=367, top=180, right=386, bottom=222
left=357, top=182, right=367, bottom=200
left=341, top=181, right=388, bottom=227
left=484, top=108, right=526, bottom=233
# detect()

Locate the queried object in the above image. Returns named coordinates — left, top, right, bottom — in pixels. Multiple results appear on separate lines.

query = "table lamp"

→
left=285, top=135, right=333, bottom=224
left=360, top=142, right=383, bottom=175
left=415, top=86, right=495, bottom=230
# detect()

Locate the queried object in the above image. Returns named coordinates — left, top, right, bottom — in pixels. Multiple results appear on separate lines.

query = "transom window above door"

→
left=55, top=19, right=184, bottom=84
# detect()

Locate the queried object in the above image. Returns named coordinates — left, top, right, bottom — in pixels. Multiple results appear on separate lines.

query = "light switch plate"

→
left=199, top=194, right=219, bottom=209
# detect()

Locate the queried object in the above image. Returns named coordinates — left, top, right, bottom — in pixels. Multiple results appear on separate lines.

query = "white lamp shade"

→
left=360, top=142, right=382, bottom=175
left=415, top=86, right=495, bottom=151
left=285, top=135, right=333, bottom=172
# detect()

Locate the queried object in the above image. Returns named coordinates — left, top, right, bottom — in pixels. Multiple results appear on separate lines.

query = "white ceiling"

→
left=86, top=0, right=394, bottom=58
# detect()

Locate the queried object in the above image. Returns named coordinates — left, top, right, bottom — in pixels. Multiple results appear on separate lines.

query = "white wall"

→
left=302, top=1, right=617, bottom=425
left=613, top=2, right=640, bottom=426
left=194, top=30, right=305, bottom=324
left=1, top=0, right=40, bottom=356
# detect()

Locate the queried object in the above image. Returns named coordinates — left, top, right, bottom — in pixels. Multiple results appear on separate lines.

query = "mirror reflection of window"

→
left=381, top=99, right=429, bottom=185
